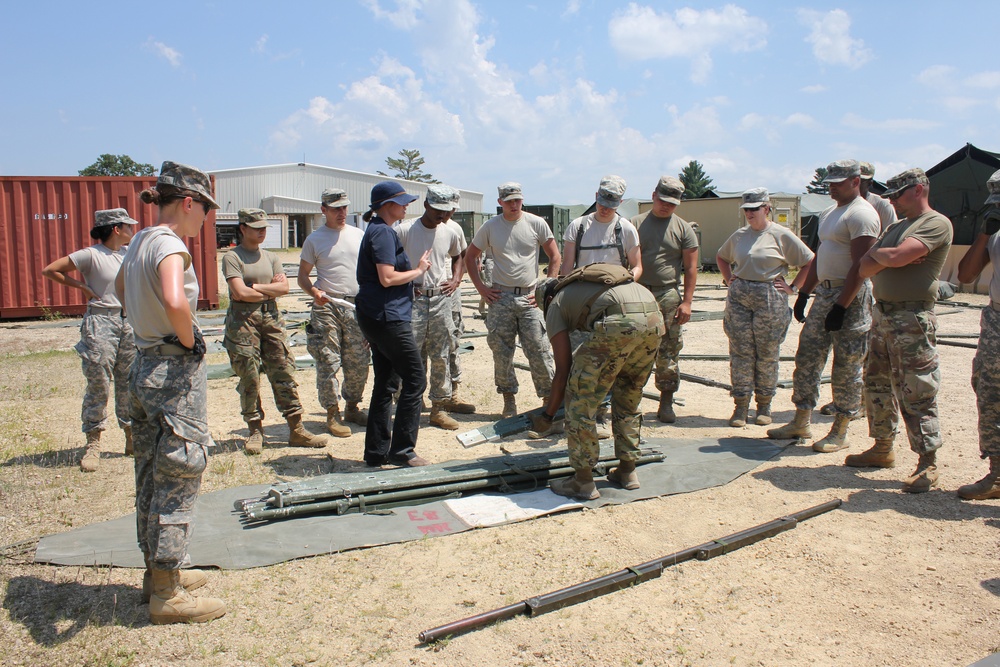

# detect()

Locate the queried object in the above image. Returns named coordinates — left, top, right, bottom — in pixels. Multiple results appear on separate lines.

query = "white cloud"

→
left=608, top=4, right=768, bottom=84
left=965, top=71, right=1000, bottom=89
left=917, top=65, right=956, bottom=88
left=800, top=84, right=827, bottom=94
left=798, top=9, right=872, bottom=69
left=144, top=38, right=181, bottom=68
left=362, top=0, right=422, bottom=29
left=841, top=113, right=939, bottom=133
left=562, top=0, right=581, bottom=17
left=254, top=34, right=268, bottom=54
left=784, top=113, right=817, bottom=129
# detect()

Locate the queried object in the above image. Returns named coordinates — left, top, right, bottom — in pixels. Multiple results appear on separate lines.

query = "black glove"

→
left=984, top=209, right=1000, bottom=236
left=825, top=304, right=847, bottom=332
left=164, top=326, right=206, bottom=359
left=793, top=292, right=810, bottom=323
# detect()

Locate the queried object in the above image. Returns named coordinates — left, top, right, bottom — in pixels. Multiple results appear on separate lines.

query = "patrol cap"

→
left=447, top=188, right=461, bottom=211
left=321, top=188, right=350, bottom=208
left=882, top=168, right=930, bottom=198
left=740, top=187, right=770, bottom=209
left=655, top=176, right=685, bottom=205
left=986, top=168, right=1000, bottom=205
left=596, top=175, right=627, bottom=209
left=426, top=184, right=459, bottom=211
left=94, top=208, right=138, bottom=227
left=498, top=182, right=524, bottom=201
left=369, top=180, right=418, bottom=209
left=860, top=162, right=876, bottom=180
left=238, top=208, right=269, bottom=228
left=822, top=159, right=861, bottom=183
left=157, top=161, right=220, bottom=209
left=534, top=277, right=559, bottom=316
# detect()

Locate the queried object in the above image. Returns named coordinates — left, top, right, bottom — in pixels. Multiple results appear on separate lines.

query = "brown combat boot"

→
left=149, top=568, right=226, bottom=625
left=142, top=560, right=207, bottom=603
left=844, top=438, right=896, bottom=468
left=754, top=396, right=773, bottom=426
left=429, top=402, right=460, bottom=430
left=607, top=459, right=640, bottom=490
left=813, top=414, right=851, bottom=453
left=123, top=425, right=134, bottom=456
left=244, top=420, right=265, bottom=455
left=343, top=402, right=368, bottom=427
left=550, top=469, right=600, bottom=500
left=326, top=405, right=351, bottom=438
left=439, top=383, right=475, bottom=414
left=902, top=452, right=939, bottom=494
left=657, top=391, right=676, bottom=423
left=80, top=431, right=101, bottom=472
left=501, top=392, right=517, bottom=419
left=728, top=397, right=751, bottom=428
left=767, top=408, right=812, bottom=440
left=287, top=414, right=327, bottom=448
left=958, top=456, right=1000, bottom=500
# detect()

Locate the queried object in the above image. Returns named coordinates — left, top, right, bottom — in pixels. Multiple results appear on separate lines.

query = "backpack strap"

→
left=573, top=215, right=629, bottom=269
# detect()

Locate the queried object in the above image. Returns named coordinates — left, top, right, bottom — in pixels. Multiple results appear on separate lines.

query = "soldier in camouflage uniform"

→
left=222, top=209, right=326, bottom=454
left=443, top=189, right=474, bottom=409
left=42, top=208, right=138, bottom=472
left=955, top=169, right=1000, bottom=500
left=298, top=188, right=370, bottom=437
left=847, top=168, right=952, bottom=493
left=767, top=160, right=879, bottom=452
left=531, top=272, right=664, bottom=500
left=397, top=185, right=475, bottom=429
left=717, top=188, right=814, bottom=428
left=116, top=161, right=225, bottom=624
left=466, top=182, right=561, bottom=417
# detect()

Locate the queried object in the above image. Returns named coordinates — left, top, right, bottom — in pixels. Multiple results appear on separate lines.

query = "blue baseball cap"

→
left=369, top=180, right=418, bottom=210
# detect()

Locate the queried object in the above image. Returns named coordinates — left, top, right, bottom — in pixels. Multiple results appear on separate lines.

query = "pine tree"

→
left=376, top=149, right=440, bottom=184
left=678, top=160, right=716, bottom=199
left=806, top=167, right=829, bottom=194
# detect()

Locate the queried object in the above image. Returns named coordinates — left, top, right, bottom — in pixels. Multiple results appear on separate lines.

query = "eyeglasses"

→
left=886, top=184, right=916, bottom=201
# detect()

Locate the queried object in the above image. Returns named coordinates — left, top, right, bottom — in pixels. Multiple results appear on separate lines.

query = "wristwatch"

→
left=790, top=285, right=799, bottom=294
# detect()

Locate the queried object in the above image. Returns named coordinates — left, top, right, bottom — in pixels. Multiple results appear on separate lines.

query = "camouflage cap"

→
left=93, top=208, right=138, bottom=227
left=238, top=208, right=269, bottom=228
left=822, top=159, right=861, bottom=183
left=595, top=175, right=627, bottom=209
left=859, top=162, right=876, bottom=180
left=447, top=188, right=461, bottom=211
left=986, top=168, right=1000, bottom=205
left=498, top=182, right=524, bottom=201
left=426, top=184, right=459, bottom=211
left=157, top=161, right=220, bottom=209
left=321, top=188, right=350, bottom=208
left=881, top=168, right=930, bottom=198
left=740, top=187, right=770, bottom=209
left=655, top=176, right=685, bottom=205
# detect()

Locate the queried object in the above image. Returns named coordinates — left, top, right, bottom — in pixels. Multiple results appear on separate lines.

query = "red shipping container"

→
left=0, top=176, right=219, bottom=319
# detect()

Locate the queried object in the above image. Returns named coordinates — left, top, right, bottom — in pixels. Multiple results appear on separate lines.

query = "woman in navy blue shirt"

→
left=356, top=181, right=432, bottom=467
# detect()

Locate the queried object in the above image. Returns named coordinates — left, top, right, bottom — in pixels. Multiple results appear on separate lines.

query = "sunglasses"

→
left=886, top=184, right=916, bottom=201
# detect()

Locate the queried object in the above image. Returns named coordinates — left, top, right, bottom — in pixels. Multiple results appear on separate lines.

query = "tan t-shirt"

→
left=871, top=211, right=953, bottom=303
left=546, top=280, right=661, bottom=335
left=68, top=244, right=126, bottom=309
left=717, top=223, right=814, bottom=282
left=816, top=196, right=880, bottom=282
left=222, top=246, right=283, bottom=299
left=300, top=224, right=364, bottom=296
left=397, top=218, right=463, bottom=288
left=471, top=212, right=553, bottom=288
left=563, top=214, right=639, bottom=269
left=632, top=212, right=699, bottom=289
left=445, top=219, right=468, bottom=252
left=867, top=191, right=898, bottom=232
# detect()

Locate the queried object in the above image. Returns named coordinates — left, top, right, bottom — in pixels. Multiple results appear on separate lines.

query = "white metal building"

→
left=209, top=163, right=484, bottom=248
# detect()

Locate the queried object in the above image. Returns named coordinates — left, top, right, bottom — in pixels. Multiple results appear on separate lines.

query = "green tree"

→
left=678, top=160, right=716, bottom=199
left=79, top=154, right=156, bottom=177
left=806, top=167, right=829, bottom=194
left=377, top=149, right=440, bottom=184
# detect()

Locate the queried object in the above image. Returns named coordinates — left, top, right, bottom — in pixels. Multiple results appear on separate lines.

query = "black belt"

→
left=140, top=343, right=189, bottom=356
left=231, top=300, right=277, bottom=313
left=321, top=294, right=356, bottom=303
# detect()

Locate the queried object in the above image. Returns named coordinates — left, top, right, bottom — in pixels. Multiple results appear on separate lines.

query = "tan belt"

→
left=604, top=302, right=660, bottom=317
left=494, top=284, right=535, bottom=295
left=876, top=300, right=934, bottom=313
left=990, top=301, right=1000, bottom=312
left=819, top=279, right=845, bottom=288
left=414, top=286, right=444, bottom=297
left=87, top=305, right=124, bottom=317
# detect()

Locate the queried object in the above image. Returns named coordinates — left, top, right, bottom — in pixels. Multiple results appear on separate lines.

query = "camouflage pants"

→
left=723, top=278, right=792, bottom=399
left=306, top=301, right=370, bottom=408
left=865, top=305, right=942, bottom=454
left=486, top=292, right=554, bottom=397
left=565, top=324, right=660, bottom=472
left=130, top=351, right=210, bottom=570
left=649, top=286, right=684, bottom=393
left=790, top=283, right=872, bottom=415
left=224, top=304, right=302, bottom=422
left=449, top=289, right=463, bottom=384
left=412, top=294, right=454, bottom=401
left=75, top=312, right=135, bottom=433
left=972, top=306, right=1000, bottom=457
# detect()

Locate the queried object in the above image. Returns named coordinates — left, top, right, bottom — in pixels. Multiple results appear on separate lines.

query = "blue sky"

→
left=2, top=0, right=997, bottom=208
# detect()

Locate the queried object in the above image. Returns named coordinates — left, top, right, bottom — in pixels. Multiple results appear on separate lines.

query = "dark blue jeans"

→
left=356, top=314, right=426, bottom=465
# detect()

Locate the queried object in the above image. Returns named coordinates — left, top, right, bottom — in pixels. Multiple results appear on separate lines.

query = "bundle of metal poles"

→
left=236, top=446, right=665, bottom=523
